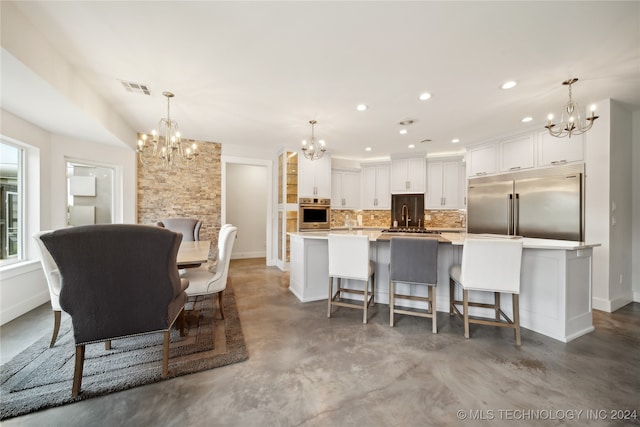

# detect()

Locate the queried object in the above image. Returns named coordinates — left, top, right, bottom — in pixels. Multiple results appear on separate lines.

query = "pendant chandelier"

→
left=545, top=78, right=598, bottom=138
left=301, top=120, right=326, bottom=160
left=137, top=91, right=198, bottom=168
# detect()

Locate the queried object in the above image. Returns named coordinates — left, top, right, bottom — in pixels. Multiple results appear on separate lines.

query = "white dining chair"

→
left=327, top=233, right=375, bottom=324
left=181, top=225, right=238, bottom=318
left=33, top=231, right=64, bottom=347
left=449, top=237, right=524, bottom=345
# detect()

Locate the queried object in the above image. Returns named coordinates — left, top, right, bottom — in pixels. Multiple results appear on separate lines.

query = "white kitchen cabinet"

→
left=361, top=163, right=390, bottom=210
left=298, top=153, right=331, bottom=198
left=391, top=157, right=425, bottom=193
left=537, top=131, right=584, bottom=167
left=499, top=135, right=535, bottom=172
left=331, top=169, right=361, bottom=209
left=467, top=143, right=497, bottom=177
left=427, top=161, right=461, bottom=209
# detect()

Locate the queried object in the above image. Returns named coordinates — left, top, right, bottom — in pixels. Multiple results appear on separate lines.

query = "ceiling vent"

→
left=119, top=80, right=151, bottom=95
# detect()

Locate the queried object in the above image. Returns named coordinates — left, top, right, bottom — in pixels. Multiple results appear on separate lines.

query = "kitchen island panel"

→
left=288, top=231, right=596, bottom=342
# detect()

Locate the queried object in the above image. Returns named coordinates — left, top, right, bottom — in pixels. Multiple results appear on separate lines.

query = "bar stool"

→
left=449, top=238, right=523, bottom=345
left=389, top=237, right=439, bottom=333
left=327, top=234, right=375, bottom=324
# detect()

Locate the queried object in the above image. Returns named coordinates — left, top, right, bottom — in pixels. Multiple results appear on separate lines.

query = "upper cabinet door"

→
left=427, top=161, right=461, bottom=209
left=391, top=157, right=425, bottom=193
left=361, top=163, right=390, bottom=210
left=331, top=170, right=360, bottom=209
left=537, top=131, right=584, bottom=166
left=499, top=135, right=535, bottom=172
left=467, top=143, right=497, bottom=177
left=298, top=154, right=331, bottom=198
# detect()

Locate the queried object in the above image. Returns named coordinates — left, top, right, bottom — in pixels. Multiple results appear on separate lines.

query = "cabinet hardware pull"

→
left=509, top=166, right=521, bottom=171
left=551, top=160, right=567, bottom=165
left=475, top=172, right=487, bottom=176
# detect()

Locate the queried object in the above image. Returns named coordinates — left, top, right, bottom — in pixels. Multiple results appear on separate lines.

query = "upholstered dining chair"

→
left=33, top=230, right=64, bottom=347
left=389, top=237, right=439, bottom=333
left=327, top=233, right=376, bottom=324
left=449, top=237, right=524, bottom=345
left=181, top=225, right=237, bottom=319
left=40, top=224, right=189, bottom=396
left=157, top=217, right=202, bottom=242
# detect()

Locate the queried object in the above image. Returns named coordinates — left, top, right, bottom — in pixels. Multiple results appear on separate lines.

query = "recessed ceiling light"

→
left=356, top=104, right=368, bottom=111
left=451, top=138, right=460, bottom=143
left=418, top=92, right=432, bottom=101
left=501, top=81, right=517, bottom=90
left=365, top=147, right=372, bottom=151
left=521, top=116, right=533, bottom=123
left=399, top=129, right=408, bottom=135
left=408, top=144, right=415, bottom=148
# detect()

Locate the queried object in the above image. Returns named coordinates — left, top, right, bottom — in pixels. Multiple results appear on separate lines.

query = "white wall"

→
left=0, top=109, right=137, bottom=324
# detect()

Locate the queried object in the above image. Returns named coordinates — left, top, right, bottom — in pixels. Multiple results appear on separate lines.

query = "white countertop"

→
left=289, top=231, right=600, bottom=250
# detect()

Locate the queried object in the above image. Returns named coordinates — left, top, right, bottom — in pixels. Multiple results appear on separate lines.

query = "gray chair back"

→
left=41, top=224, right=186, bottom=345
left=158, top=218, right=202, bottom=241
left=390, top=237, right=438, bottom=285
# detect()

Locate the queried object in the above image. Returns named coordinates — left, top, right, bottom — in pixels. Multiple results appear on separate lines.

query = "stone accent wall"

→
left=137, top=136, right=221, bottom=245
left=332, top=209, right=466, bottom=229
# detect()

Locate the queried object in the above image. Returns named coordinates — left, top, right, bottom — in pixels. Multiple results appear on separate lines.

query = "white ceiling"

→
left=3, top=1, right=640, bottom=159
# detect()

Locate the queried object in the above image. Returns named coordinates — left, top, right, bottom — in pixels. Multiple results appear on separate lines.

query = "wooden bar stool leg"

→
left=449, top=278, right=455, bottom=316
left=363, top=278, right=369, bottom=324
left=72, top=345, right=85, bottom=397
left=431, top=286, right=437, bottom=334
left=50, top=310, right=61, bottom=348
left=463, top=289, right=470, bottom=339
left=495, top=292, right=501, bottom=320
left=513, top=293, right=521, bottom=346
left=327, top=277, right=333, bottom=318
left=389, top=281, right=395, bottom=327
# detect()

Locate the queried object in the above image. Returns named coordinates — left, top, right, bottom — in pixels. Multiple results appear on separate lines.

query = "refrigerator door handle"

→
left=507, top=194, right=513, bottom=235
left=514, top=193, right=520, bottom=236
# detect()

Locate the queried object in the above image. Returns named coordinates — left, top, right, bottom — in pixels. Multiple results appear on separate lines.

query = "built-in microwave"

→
left=299, top=198, right=331, bottom=231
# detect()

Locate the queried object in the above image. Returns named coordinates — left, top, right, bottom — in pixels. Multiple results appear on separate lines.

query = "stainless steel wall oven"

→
left=299, top=198, right=331, bottom=231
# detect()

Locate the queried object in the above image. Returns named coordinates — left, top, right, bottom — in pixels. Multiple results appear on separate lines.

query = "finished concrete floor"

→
left=1, top=258, right=639, bottom=426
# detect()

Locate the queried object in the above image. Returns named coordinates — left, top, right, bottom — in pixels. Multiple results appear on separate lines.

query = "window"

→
left=0, top=141, right=23, bottom=265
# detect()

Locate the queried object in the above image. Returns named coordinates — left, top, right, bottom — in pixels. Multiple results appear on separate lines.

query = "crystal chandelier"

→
left=545, top=78, right=598, bottom=138
left=301, top=120, right=326, bottom=160
left=137, top=91, right=198, bottom=167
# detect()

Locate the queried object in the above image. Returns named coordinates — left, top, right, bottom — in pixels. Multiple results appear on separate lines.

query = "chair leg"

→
left=105, top=340, right=111, bottom=350
left=363, top=278, right=369, bottom=324
left=72, top=345, right=85, bottom=397
left=218, top=290, right=225, bottom=320
left=495, top=292, right=501, bottom=320
left=513, top=293, right=521, bottom=346
left=463, top=289, right=470, bottom=339
left=449, top=278, right=455, bottom=316
left=327, top=277, right=333, bottom=318
left=431, top=286, right=437, bottom=334
left=162, top=330, right=170, bottom=377
left=371, top=272, right=375, bottom=306
left=50, top=310, right=61, bottom=348
left=389, top=281, right=395, bottom=327
left=179, top=309, right=186, bottom=337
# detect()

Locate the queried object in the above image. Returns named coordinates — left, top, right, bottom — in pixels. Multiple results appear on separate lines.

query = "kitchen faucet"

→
left=401, top=204, right=410, bottom=227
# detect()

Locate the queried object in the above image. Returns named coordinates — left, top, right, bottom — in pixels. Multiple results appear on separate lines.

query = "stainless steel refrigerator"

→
left=467, top=164, right=584, bottom=241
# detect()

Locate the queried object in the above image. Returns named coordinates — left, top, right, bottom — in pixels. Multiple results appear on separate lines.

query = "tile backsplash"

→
left=332, top=209, right=466, bottom=229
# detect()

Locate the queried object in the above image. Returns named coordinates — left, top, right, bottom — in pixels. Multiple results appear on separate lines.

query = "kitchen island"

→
left=288, top=230, right=599, bottom=343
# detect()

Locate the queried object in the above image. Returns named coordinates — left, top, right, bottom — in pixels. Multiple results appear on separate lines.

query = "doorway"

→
left=222, top=157, right=272, bottom=263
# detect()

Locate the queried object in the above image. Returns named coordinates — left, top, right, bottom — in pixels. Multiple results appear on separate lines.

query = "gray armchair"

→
left=40, top=224, right=189, bottom=396
left=157, top=217, right=202, bottom=241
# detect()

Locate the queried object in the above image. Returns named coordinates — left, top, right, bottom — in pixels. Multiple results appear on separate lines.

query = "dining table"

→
left=177, top=240, right=211, bottom=268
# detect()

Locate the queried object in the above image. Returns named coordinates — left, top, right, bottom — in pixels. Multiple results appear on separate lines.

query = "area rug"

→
left=0, top=284, right=248, bottom=420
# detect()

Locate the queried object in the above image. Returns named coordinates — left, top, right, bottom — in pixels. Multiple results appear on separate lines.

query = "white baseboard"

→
left=231, top=251, right=266, bottom=260
left=634, top=291, right=640, bottom=303
left=592, top=294, right=634, bottom=313
left=0, top=291, right=49, bottom=325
